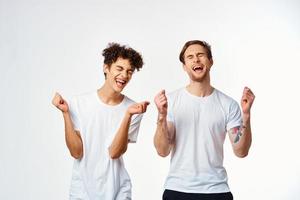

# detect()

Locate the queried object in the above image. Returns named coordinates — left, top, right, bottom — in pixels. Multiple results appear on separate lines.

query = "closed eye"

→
left=197, top=53, right=205, bottom=57
left=128, top=70, right=134, bottom=75
left=116, top=66, right=123, bottom=71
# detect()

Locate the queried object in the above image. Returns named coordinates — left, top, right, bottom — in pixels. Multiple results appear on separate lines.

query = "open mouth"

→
left=193, top=65, right=204, bottom=72
left=116, top=79, right=127, bottom=88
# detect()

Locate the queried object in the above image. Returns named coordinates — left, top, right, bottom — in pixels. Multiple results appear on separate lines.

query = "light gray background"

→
left=1, top=0, right=300, bottom=199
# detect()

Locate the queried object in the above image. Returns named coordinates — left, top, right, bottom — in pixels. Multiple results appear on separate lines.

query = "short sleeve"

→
left=128, top=114, right=143, bottom=143
left=68, top=97, right=81, bottom=131
left=226, top=100, right=242, bottom=131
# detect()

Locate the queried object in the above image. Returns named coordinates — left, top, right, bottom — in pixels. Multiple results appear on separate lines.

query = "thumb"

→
left=57, top=104, right=65, bottom=110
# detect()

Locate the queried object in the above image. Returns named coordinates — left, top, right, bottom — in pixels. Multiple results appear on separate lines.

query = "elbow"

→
left=71, top=150, right=83, bottom=159
left=154, top=140, right=169, bottom=158
left=109, top=152, right=123, bottom=159
left=155, top=145, right=170, bottom=157
left=235, top=152, right=248, bottom=158
left=234, top=149, right=249, bottom=158
left=110, top=154, right=121, bottom=159
left=109, top=146, right=127, bottom=159
left=154, top=143, right=170, bottom=157
left=157, top=151, right=169, bottom=157
left=67, top=140, right=83, bottom=159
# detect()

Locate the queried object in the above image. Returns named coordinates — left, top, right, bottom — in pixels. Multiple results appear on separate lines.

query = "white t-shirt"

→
left=68, top=91, right=142, bottom=200
left=165, top=88, right=242, bottom=193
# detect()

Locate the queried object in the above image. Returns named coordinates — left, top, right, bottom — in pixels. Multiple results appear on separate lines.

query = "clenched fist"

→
left=52, top=92, right=69, bottom=113
left=241, top=87, right=255, bottom=115
left=154, top=90, right=168, bottom=116
left=127, top=101, right=150, bottom=115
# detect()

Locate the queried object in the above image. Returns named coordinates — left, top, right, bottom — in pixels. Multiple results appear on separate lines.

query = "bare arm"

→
left=228, top=114, right=252, bottom=158
left=62, top=112, right=83, bottom=159
left=52, top=93, right=83, bottom=159
left=109, top=101, right=149, bottom=159
left=154, top=114, right=175, bottom=157
left=153, top=90, right=175, bottom=157
left=228, top=87, right=255, bottom=158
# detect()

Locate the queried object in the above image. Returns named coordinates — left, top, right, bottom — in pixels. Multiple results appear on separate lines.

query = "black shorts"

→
left=162, top=189, right=233, bottom=200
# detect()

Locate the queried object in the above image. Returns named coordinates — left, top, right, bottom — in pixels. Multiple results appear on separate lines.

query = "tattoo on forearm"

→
left=230, top=126, right=246, bottom=143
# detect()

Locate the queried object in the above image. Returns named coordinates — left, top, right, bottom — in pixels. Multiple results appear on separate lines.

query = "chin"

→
left=113, top=85, right=125, bottom=93
left=191, top=75, right=209, bottom=82
left=193, top=72, right=209, bottom=81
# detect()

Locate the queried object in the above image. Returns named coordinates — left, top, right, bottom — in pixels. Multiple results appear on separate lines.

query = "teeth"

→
left=116, top=79, right=126, bottom=84
left=116, top=79, right=126, bottom=87
left=193, top=66, right=203, bottom=71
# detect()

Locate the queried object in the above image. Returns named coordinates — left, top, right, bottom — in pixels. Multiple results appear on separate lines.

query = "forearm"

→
left=154, top=115, right=172, bottom=157
left=63, top=112, right=83, bottom=159
left=109, top=112, right=131, bottom=159
left=233, top=114, right=252, bottom=157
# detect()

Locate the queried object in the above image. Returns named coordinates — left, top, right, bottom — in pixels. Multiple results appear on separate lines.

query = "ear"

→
left=208, top=58, right=214, bottom=69
left=182, top=63, right=187, bottom=72
left=103, top=64, right=109, bottom=74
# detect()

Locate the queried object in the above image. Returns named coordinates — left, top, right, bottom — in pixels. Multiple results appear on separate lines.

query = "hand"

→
left=241, top=87, right=255, bottom=115
left=127, top=101, right=150, bottom=115
left=52, top=92, right=69, bottom=113
left=154, top=90, right=168, bottom=116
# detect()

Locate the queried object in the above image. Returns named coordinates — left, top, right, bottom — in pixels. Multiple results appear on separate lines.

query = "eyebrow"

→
left=186, top=52, right=205, bottom=57
left=116, top=65, right=134, bottom=71
left=186, top=52, right=206, bottom=57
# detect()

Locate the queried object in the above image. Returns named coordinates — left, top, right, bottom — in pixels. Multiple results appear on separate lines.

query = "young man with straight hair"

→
left=52, top=43, right=149, bottom=200
left=154, top=40, right=255, bottom=200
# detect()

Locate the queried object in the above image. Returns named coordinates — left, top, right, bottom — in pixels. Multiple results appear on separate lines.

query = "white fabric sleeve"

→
left=68, top=97, right=81, bottom=131
left=128, top=114, right=143, bottom=143
left=226, top=100, right=242, bottom=131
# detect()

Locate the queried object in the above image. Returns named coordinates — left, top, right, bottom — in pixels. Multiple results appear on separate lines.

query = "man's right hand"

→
left=52, top=92, right=69, bottom=113
left=154, top=90, right=168, bottom=116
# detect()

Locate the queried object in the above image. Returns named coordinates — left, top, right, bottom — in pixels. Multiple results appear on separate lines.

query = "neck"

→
left=186, top=77, right=213, bottom=97
left=97, top=83, right=123, bottom=105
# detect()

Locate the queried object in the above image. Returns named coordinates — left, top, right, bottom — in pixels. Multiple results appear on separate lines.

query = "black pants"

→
left=163, top=189, right=233, bottom=200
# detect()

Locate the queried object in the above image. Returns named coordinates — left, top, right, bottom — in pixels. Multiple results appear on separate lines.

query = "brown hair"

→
left=102, top=43, right=144, bottom=77
left=179, top=40, right=212, bottom=64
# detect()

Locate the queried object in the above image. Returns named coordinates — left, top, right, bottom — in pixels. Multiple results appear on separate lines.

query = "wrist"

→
left=242, top=113, right=251, bottom=125
left=157, top=113, right=167, bottom=124
left=62, top=111, right=70, bottom=117
left=125, top=110, right=133, bottom=118
left=158, top=113, right=167, bottom=119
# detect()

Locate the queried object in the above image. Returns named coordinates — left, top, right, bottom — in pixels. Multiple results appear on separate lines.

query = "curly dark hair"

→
left=102, top=43, right=144, bottom=77
left=179, top=40, right=212, bottom=64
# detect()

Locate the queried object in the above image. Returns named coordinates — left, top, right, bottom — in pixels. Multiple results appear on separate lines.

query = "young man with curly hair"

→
left=52, top=43, right=149, bottom=200
left=154, top=40, right=255, bottom=200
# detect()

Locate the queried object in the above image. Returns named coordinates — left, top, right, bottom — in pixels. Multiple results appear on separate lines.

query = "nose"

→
left=193, top=56, right=200, bottom=63
left=121, top=70, right=128, bottom=79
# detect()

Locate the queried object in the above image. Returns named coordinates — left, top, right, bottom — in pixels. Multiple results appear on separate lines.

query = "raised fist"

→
left=154, top=90, right=168, bottom=116
left=241, top=87, right=255, bottom=115
left=127, top=101, right=150, bottom=115
left=52, top=92, right=69, bottom=113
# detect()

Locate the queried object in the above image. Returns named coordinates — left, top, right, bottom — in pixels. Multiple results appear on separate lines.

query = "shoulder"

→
left=72, top=91, right=96, bottom=102
left=214, top=89, right=239, bottom=107
left=167, top=88, right=185, bottom=100
left=122, top=95, right=136, bottom=106
left=68, top=91, right=97, bottom=111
